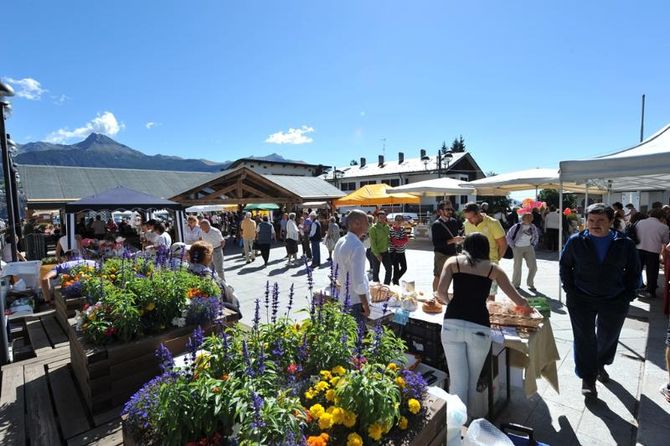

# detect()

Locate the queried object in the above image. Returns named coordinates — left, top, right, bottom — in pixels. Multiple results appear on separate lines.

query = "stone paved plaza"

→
left=222, top=237, right=670, bottom=446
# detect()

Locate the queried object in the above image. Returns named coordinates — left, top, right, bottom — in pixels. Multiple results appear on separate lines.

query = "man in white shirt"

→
left=544, top=207, right=561, bottom=251
left=635, top=208, right=669, bottom=297
left=184, top=215, right=203, bottom=245
left=199, top=219, right=226, bottom=279
left=333, top=209, right=371, bottom=320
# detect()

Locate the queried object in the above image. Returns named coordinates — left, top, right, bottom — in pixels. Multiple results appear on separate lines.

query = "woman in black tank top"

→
left=435, top=233, right=530, bottom=417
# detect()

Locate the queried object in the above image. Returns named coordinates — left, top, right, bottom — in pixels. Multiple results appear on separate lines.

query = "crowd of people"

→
left=4, top=198, right=670, bottom=412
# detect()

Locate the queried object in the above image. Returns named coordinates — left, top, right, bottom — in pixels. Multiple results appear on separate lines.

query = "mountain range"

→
left=14, top=133, right=304, bottom=172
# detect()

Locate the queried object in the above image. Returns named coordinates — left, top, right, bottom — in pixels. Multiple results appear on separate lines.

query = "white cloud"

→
left=145, top=121, right=160, bottom=129
left=46, top=111, right=124, bottom=143
left=52, top=94, right=70, bottom=105
left=265, top=125, right=315, bottom=144
left=4, top=77, right=47, bottom=100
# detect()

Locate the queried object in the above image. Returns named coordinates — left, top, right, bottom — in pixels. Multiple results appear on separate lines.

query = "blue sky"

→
left=3, top=0, right=670, bottom=174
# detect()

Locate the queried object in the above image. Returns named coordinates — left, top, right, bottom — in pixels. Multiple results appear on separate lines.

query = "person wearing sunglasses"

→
left=431, top=200, right=464, bottom=292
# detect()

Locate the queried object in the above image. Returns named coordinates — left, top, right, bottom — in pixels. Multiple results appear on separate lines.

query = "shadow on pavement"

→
left=584, top=398, right=637, bottom=445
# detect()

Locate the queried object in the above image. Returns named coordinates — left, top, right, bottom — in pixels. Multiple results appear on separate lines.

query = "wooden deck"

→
left=0, top=309, right=123, bottom=446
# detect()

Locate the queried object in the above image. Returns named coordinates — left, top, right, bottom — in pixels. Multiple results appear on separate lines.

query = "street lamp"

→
left=436, top=148, right=453, bottom=178
left=0, top=80, right=18, bottom=261
left=7, top=136, right=22, bottom=240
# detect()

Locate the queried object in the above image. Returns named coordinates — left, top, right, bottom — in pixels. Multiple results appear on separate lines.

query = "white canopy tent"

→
left=560, top=123, right=670, bottom=192
left=554, top=123, right=670, bottom=303
left=387, top=177, right=475, bottom=196
left=464, top=168, right=605, bottom=196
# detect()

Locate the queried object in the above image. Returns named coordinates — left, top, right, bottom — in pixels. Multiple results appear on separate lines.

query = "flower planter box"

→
left=53, top=285, right=87, bottom=332
left=121, top=394, right=446, bottom=446
left=69, top=309, right=240, bottom=415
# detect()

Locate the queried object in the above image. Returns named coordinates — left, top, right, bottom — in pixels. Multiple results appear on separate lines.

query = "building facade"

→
left=226, top=157, right=326, bottom=177
left=325, top=149, right=486, bottom=211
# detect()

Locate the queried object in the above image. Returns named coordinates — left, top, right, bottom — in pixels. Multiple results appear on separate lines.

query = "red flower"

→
left=287, top=363, right=298, bottom=374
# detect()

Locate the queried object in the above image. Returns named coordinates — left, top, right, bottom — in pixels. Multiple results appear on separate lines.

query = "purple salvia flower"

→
left=251, top=391, right=265, bottom=430
left=271, top=339, right=284, bottom=358
left=155, top=343, right=174, bottom=373
left=286, top=283, right=295, bottom=317
left=257, top=346, right=266, bottom=375
left=297, top=334, right=308, bottom=363
left=253, top=298, right=261, bottom=331
left=242, top=340, right=254, bottom=377
left=264, top=281, right=270, bottom=323
left=372, top=320, right=383, bottom=354
left=343, top=272, right=352, bottom=311
left=271, top=282, right=279, bottom=323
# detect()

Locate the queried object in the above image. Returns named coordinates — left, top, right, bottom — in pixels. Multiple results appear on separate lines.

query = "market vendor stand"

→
left=368, top=291, right=561, bottom=420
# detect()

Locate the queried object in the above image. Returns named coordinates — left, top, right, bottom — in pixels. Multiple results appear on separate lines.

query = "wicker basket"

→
left=488, top=308, right=544, bottom=329
left=370, top=284, right=397, bottom=303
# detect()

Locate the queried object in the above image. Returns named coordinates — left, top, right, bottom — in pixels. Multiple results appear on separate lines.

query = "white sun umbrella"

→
left=465, top=168, right=603, bottom=196
left=388, top=177, right=475, bottom=218
left=387, top=177, right=475, bottom=196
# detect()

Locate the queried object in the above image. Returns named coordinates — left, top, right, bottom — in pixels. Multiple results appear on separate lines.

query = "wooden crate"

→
left=70, top=309, right=239, bottom=415
left=122, top=393, right=446, bottom=445
left=53, top=285, right=87, bottom=332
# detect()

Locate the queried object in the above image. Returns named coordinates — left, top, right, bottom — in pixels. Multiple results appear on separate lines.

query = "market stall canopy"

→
left=560, top=123, right=670, bottom=191
left=186, top=204, right=238, bottom=213
left=387, top=177, right=475, bottom=196
left=243, top=203, right=280, bottom=211
left=334, top=184, right=421, bottom=207
left=170, top=166, right=344, bottom=205
left=300, top=201, right=328, bottom=208
left=465, top=168, right=604, bottom=196
left=64, top=186, right=183, bottom=212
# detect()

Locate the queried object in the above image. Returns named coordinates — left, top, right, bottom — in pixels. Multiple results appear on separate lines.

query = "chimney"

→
left=360, top=157, right=366, bottom=168
left=378, top=155, right=384, bottom=166
left=398, top=152, right=404, bottom=164
left=420, top=149, right=427, bottom=159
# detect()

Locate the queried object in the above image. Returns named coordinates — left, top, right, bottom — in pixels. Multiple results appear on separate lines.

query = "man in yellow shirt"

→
left=463, top=202, right=508, bottom=297
left=240, top=212, right=257, bottom=263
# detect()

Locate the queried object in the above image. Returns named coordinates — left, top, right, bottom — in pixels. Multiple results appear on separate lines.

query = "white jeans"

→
left=511, top=245, right=537, bottom=288
left=441, top=319, right=491, bottom=416
left=242, top=239, right=255, bottom=261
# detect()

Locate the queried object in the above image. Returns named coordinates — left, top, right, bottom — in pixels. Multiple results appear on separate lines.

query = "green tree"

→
left=349, top=159, right=358, bottom=166
left=440, top=141, right=448, bottom=155
left=450, top=135, right=466, bottom=153
left=538, top=189, right=577, bottom=210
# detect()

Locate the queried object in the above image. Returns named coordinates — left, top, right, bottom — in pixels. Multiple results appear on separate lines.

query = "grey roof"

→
left=263, top=175, right=345, bottom=199
left=18, top=164, right=212, bottom=205
left=18, top=164, right=344, bottom=208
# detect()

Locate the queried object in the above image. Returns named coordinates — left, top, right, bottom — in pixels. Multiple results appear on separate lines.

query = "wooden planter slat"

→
left=70, top=308, right=239, bottom=415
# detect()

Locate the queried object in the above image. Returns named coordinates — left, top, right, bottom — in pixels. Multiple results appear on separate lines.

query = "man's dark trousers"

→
left=567, top=299, right=629, bottom=383
left=638, top=249, right=660, bottom=295
left=371, top=251, right=392, bottom=285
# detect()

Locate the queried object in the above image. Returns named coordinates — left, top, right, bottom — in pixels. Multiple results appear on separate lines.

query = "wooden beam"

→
left=176, top=197, right=302, bottom=206
left=241, top=182, right=274, bottom=199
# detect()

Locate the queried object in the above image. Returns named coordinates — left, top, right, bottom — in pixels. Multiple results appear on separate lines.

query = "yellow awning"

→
left=334, top=184, right=420, bottom=207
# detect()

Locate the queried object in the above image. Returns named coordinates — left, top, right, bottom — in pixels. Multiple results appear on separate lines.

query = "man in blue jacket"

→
left=560, top=203, right=641, bottom=398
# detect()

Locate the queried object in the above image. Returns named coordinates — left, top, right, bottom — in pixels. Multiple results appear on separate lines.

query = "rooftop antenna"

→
left=381, top=138, right=386, bottom=157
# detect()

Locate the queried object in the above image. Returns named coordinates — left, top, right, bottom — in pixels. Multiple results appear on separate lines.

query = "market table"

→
left=370, top=300, right=561, bottom=399
left=493, top=321, right=561, bottom=397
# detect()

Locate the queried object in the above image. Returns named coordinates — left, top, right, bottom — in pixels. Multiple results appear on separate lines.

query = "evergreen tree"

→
left=450, top=135, right=466, bottom=152
left=440, top=141, right=448, bottom=155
